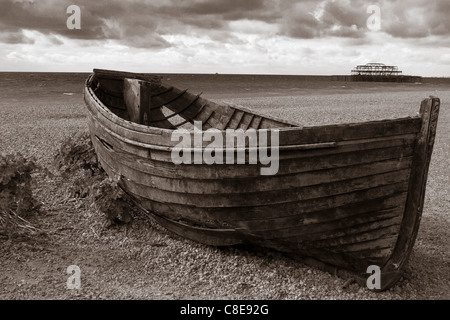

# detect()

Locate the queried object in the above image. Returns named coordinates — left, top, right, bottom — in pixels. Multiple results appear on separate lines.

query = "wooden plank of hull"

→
left=96, top=150, right=413, bottom=193
left=90, top=123, right=414, bottom=179
left=234, top=192, right=407, bottom=231
left=145, top=212, right=247, bottom=246
left=93, top=135, right=413, bottom=194
left=250, top=209, right=403, bottom=240
left=89, top=122, right=150, bottom=159
left=261, top=234, right=392, bottom=274
left=258, top=237, right=392, bottom=273
left=236, top=216, right=403, bottom=268
left=263, top=235, right=399, bottom=270
left=279, top=117, right=422, bottom=145
left=245, top=218, right=403, bottom=261
left=112, top=156, right=412, bottom=196
left=305, top=223, right=402, bottom=250
left=155, top=134, right=415, bottom=163
left=90, top=114, right=417, bottom=162
left=329, top=234, right=400, bottom=254
left=106, top=163, right=410, bottom=208
left=124, top=184, right=408, bottom=228
left=287, top=232, right=400, bottom=267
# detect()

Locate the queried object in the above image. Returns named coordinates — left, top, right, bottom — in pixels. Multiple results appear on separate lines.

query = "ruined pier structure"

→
left=349, top=63, right=421, bottom=83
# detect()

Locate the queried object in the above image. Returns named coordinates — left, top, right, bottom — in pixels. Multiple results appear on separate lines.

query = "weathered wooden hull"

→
left=84, top=69, right=440, bottom=291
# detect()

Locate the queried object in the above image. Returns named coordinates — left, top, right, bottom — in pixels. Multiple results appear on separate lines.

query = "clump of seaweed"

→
left=53, top=131, right=134, bottom=224
left=0, top=153, right=44, bottom=238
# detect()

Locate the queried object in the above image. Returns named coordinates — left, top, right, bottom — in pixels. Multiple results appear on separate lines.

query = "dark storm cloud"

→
left=281, top=0, right=371, bottom=39
left=0, top=0, right=449, bottom=47
left=0, top=0, right=109, bottom=40
left=429, top=1, right=450, bottom=36
left=320, top=1, right=367, bottom=37
left=281, top=0, right=450, bottom=40
left=154, top=0, right=280, bottom=32
left=0, top=1, right=67, bottom=35
left=0, top=0, right=170, bottom=47
left=381, top=0, right=450, bottom=39
left=182, top=0, right=265, bottom=16
left=0, top=0, right=270, bottom=46
left=182, top=0, right=281, bottom=22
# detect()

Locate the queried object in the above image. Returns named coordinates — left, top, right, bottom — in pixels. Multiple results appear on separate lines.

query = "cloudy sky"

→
left=1, top=0, right=449, bottom=76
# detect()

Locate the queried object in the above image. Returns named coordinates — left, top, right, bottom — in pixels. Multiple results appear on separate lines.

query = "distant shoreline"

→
left=0, top=70, right=449, bottom=81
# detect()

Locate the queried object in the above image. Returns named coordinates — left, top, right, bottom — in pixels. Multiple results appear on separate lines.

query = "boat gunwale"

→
left=85, top=74, right=423, bottom=153
left=91, top=69, right=304, bottom=128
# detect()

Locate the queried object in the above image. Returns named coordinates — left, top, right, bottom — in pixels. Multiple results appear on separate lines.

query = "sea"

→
left=1, top=72, right=449, bottom=102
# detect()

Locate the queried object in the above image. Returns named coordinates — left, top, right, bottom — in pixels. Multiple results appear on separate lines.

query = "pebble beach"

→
left=0, top=72, right=449, bottom=300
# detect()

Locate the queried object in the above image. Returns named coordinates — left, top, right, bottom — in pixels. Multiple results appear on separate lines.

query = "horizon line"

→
left=1, top=70, right=448, bottom=78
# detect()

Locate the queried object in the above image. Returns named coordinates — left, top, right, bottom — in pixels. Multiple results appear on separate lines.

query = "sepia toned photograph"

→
left=0, top=0, right=448, bottom=306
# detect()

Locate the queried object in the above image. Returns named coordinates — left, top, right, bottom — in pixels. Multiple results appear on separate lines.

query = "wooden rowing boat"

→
left=84, top=68, right=440, bottom=291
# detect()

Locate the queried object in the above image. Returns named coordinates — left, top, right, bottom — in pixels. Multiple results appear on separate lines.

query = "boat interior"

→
left=87, top=69, right=300, bottom=131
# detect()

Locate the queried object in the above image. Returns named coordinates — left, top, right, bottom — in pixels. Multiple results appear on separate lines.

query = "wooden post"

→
left=123, top=78, right=176, bottom=128
left=123, top=78, right=149, bottom=125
